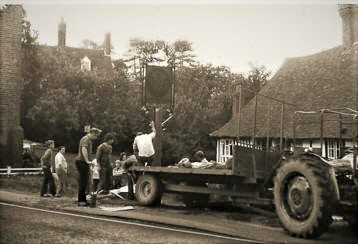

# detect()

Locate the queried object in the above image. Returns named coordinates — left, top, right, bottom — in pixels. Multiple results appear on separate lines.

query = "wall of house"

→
left=216, top=137, right=266, bottom=162
left=300, top=139, right=356, bottom=159
left=300, top=140, right=322, bottom=155
left=0, top=5, right=24, bottom=167
left=216, top=137, right=355, bottom=162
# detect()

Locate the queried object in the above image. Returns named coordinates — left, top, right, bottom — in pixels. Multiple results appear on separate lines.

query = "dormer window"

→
left=81, top=56, right=91, bottom=71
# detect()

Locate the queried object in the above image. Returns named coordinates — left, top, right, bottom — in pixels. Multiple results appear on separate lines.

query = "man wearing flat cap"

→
left=75, top=127, right=102, bottom=206
left=40, top=140, right=56, bottom=197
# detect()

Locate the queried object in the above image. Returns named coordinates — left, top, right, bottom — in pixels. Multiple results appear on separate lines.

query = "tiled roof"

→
left=211, top=45, right=358, bottom=139
left=39, top=45, right=113, bottom=74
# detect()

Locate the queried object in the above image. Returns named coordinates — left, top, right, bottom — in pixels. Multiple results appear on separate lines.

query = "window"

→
left=81, top=56, right=91, bottom=71
left=217, top=138, right=266, bottom=162
left=218, top=139, right=234, bottom=163
left=325, top=139, right=341, bottom=159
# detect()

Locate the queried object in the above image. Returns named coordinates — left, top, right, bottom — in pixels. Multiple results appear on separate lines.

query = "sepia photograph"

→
left=0, top=0, right=357, bottom=243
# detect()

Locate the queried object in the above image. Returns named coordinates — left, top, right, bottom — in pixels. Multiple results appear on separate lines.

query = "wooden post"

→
left=152, top=107, right=163, bottom=166
left=233, top=85, right=243, bottom=176
left=252, top=94, right=258, bottom=178
left=293, top=112, right=296, bottom=151
left=141, top=64, right=146, bottom=106
left=320, top=112, right=324, bottom=157
left=7, top=166, right=11, bottom=177
left=353, top=118, right=357, bottom=179
left=237, top=85, right=242, bottom=142
left=266, top=106, right=271, bottom=152
left=265, top=106, right=271, bottom=175
left=279, top=104, right=284, bottom=152
left=252, top=94, right=258, bottom=148
left=339, top=114, right=342, bottom=158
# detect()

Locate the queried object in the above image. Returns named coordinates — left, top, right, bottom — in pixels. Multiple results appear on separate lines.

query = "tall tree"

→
left=232, top=63, right=272, bottom=105
left=246, top=63, right=271, bottom=93
left=80, top=39, right=100, bottom=50
left=80, top=38, right=114, bottom=52
left=20, top=7, right=42, bottom=138
left=124, top=38, right=196, bottom=80
left=161, top=64, right=245, bottom=163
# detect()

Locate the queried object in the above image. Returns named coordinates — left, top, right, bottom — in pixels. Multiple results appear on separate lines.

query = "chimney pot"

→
left=58, top=18, right=66, bottom=48
left=339, top=4, right=358, bottom=47
left=104, top=32, right=111, bottom=56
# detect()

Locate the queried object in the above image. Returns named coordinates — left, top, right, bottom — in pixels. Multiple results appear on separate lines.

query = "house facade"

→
left=40, top=18, right=113, bottom=74
left=211, top=4, right=358, bottom=162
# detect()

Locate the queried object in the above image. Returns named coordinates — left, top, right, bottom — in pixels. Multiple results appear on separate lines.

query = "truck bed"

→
left=130, top=165, right=235, bottom=176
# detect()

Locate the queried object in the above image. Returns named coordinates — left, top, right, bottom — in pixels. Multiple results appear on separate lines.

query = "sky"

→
left=16, top=0, right=350, bottom=75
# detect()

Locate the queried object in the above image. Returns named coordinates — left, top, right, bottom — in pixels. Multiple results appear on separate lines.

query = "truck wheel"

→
left=345, top=208, right=358, bottom=228
left=135, top=175, right=162, bottom=206
left=346, top=216, right=358, bottom=228
left=183, top=193, right=209, bottom=209
left=273, top=158, right=335, bottom=238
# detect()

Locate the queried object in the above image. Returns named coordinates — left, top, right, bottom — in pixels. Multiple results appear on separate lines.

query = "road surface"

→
left=0, top=203, right=257, bottom=244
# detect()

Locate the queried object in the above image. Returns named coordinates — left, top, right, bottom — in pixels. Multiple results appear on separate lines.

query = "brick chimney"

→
left=339, top=4, right=358, bottom=47
left=104, top=32, right=111, bottom=56
left=0, top=5, right=24, bottom=167
left=58, top=17, right=66, bottom=48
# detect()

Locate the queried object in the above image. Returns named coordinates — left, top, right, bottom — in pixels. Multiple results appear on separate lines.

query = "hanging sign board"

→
left=144, top=65, right=174, bottom=107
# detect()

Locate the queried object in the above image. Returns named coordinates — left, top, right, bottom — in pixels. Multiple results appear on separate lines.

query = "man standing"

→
left=133, top=121, right=156, bottom=166
left=40, top=140, right=56, bottom=197
left=96, top=133, right=115, bottom=194
left=54, top=146, right=68, bottom=197
left=75, top=127, right=102, bottom=206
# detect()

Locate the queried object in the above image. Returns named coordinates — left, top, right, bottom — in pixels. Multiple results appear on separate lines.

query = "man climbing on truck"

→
left=133, top=121, right=156, bottom=166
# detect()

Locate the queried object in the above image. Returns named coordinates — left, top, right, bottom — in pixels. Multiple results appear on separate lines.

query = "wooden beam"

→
left=164, top=183, right=260, bottom=198
left=130, top=165, right=234, bottom=176
left=280, top=103, right=284, bottom=152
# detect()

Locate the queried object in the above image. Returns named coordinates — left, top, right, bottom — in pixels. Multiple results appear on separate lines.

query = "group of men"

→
left=40, top=120, right=156, bottom=206
left=41, top=121, right=156, bottom=206
left=40, top=140, right=68, bottom=197
left=76, top=121, right=156, bottom=206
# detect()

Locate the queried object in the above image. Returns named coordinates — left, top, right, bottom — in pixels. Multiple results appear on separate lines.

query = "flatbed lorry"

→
left=130, top=87, right=357, bottom=239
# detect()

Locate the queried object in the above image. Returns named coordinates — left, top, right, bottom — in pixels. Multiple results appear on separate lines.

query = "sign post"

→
left=143, top=65, right=175, bottom=166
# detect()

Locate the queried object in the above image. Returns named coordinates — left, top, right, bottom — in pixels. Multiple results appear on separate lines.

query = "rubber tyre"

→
left=346, top=216, right=358, bottom=229
left=273, top=158, right=336, bottom=238
left=183, top=193, right=209, bottom=209
left=345, top=207, right=358, bottom=229
left=135, top=175, right=162, bottom=206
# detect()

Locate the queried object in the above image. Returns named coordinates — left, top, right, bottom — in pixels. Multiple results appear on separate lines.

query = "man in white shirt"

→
left=133, top=121, right=156, bottom=166
left=54, top=146, right=68, bottom=197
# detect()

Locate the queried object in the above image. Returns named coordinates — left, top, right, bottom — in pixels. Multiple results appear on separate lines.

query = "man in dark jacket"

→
left=96, top=133, right=115, bottom=194
left=75, top=127, right=102, bottom=206
left=40, top=140, right=56, bottom=197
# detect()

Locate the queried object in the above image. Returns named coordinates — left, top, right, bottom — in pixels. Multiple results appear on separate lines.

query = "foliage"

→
left=79, top=38, right=114, bottom=52
left=80, top=39, right=101, bottom=50
left=112, top=59, right=129, bottom=78
left=24, top=50, right=143, bottom=152
left=21, top=23, right=271, bottom=163
left=124, top=39, right=196, bottom=80
left=160, top=62, right=270, bottom=163
left=21, top=7, right=42, bottom=140
left=162, top=65, right=246, bottom=163
left=246, top=62, right=271, bottom=97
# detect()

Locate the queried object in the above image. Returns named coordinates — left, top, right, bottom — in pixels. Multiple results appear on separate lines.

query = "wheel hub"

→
left=286, top=176, right=312, bottom=219
left=142, top=182, right=152, bottom=197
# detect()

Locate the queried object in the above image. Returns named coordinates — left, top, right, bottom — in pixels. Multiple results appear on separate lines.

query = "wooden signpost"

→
left=143, top=64, right=175, bottom=166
